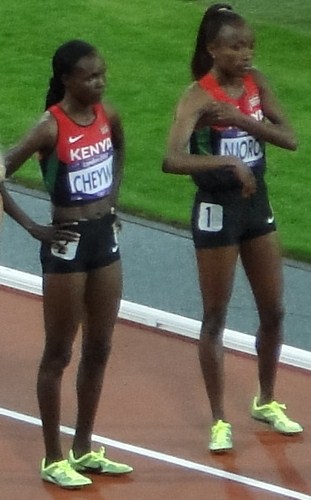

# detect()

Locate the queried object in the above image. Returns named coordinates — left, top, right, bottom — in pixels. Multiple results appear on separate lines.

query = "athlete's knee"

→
left=201, top=309, right=226, bottom=340
left=260, top=305, right=284, bottom=333
left=256, top=306, right=284, bottom=353
left=40, top=345, right=73, bottom=374
left=82, top=338, right=112, bottom=366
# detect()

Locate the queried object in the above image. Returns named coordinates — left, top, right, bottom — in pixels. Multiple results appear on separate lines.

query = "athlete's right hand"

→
left=207, top=101, right=243, bottom=128
left=229, top=157, right=256, bottom=197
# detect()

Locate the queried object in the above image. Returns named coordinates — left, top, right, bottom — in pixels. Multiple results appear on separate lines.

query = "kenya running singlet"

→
left=40, top=104, right=114, bottom=206
left=191, top=72, right=265, bottom=191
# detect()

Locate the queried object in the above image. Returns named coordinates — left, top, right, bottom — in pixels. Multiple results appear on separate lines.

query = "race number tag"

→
left=51, top=239, right=80, bottom=260
left=198, top=202, right=223, bottom=232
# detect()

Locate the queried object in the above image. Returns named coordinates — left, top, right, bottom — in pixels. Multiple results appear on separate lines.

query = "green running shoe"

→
left=69, top=446, right=133, bottom=475
left=209, top=420, right=233, bottom=453
left=251, top=397, right=303, bottom=434
left=40, top=458, right=92, bottom=489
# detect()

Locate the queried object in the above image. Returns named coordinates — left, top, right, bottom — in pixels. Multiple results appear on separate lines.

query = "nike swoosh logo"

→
left=69, top=135, right=84, bottom=144
left=267, top=216, right=275, bottom=224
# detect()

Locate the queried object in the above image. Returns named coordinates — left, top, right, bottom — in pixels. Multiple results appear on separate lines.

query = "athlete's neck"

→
left=210, top=69, right=245, bottom=100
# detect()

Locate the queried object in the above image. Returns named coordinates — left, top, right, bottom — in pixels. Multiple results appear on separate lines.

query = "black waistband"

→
left=53, top=212, right=115, bottom=227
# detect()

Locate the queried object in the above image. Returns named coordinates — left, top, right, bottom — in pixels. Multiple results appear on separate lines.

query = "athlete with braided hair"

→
left=163, top=4, right=303, bottom=452
left=1, top=40, right=132, bottom=488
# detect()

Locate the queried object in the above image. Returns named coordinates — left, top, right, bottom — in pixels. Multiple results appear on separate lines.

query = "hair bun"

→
left=218, top=6, right=232, bottom=11
left=206, top=3, right=233, bottom=16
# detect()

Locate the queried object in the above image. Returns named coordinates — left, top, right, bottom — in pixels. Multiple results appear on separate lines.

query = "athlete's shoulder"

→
left=9, top=110, right=58, bottom=159
left=98, top=100, right=124, bottom=148
left=248, top=68, right=268, bottom=91
left=99, top=100, right=118, bottom=121
left=185, top=80, right=213, bottom=98
left=177, top=81, right=214, bottom=113
left=38, top=109, right=56, bottom=125
left=197, top=72, right=218, bottom=91
left=33, top=110, right=58, bottom=142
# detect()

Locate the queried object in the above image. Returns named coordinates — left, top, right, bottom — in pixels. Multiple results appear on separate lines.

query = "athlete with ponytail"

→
left=1, top=40, right=132, bottom=488
left=163, top=4, right=303, bottom=452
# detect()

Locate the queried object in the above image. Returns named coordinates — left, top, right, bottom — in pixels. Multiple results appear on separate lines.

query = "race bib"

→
left=68, top=156, right=113, bottom=196
left=51, top=239, right=80, bottom=261
left=220, top=135, right=264, bottom=166
left=198, top=202, right=223, bottom=232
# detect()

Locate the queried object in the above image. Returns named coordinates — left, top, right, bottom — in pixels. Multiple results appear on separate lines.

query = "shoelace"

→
left=266, top=402, right=290, bottom=424
left=84, top=449, right=107, bottom=466
left=50, top=461, right=75, bottom=479
left=212, top=421, right=231, bottom=438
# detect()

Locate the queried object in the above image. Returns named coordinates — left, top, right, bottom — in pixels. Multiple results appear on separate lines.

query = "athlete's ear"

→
left=206, top=43, right=215, bottom=59
left=61, top=73, right=71, bottom=88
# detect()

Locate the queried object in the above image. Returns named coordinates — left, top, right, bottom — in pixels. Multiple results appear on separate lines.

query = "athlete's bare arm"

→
left=103, top=101, right=125, bottom=208
left=5, top=112, right=57, bottom=177
left=209, top=70, right=297, bottom=150
left=163, top=83, right=256, bottom=197
left=2, top=113, right=79, bottom=244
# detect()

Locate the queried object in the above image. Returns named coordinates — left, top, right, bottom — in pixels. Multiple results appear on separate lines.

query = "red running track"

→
left=0, top=285, right=310, bottom=500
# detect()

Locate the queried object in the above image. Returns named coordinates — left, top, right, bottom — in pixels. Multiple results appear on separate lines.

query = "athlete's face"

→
left=208, top=22, right=255, bottom=78
left=64, top=53, right=106, bottom=105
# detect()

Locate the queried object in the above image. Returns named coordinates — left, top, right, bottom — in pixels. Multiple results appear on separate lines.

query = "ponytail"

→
left=45, top=76, right=65, bottom=110
left=191, top=3, right=243, bottom=80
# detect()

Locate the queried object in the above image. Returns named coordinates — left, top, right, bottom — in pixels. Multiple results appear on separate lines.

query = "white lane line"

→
left=0, top=407, right=309, bottom=500
left=0, top=266, right=310, bottom=370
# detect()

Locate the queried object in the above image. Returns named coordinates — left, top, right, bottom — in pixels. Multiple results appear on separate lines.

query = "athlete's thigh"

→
left=240, top=231, right=283, bottom=311
left=42, top=272, right=86, bottom=343
left=83, top=260, right=122, bottom=336
left=196, top=245, right=239, bottom=313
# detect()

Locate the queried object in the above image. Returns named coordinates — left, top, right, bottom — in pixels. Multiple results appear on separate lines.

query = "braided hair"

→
left=45, top=40, right=97, bottom=109
left=191, top=3, right=245, bottom=80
